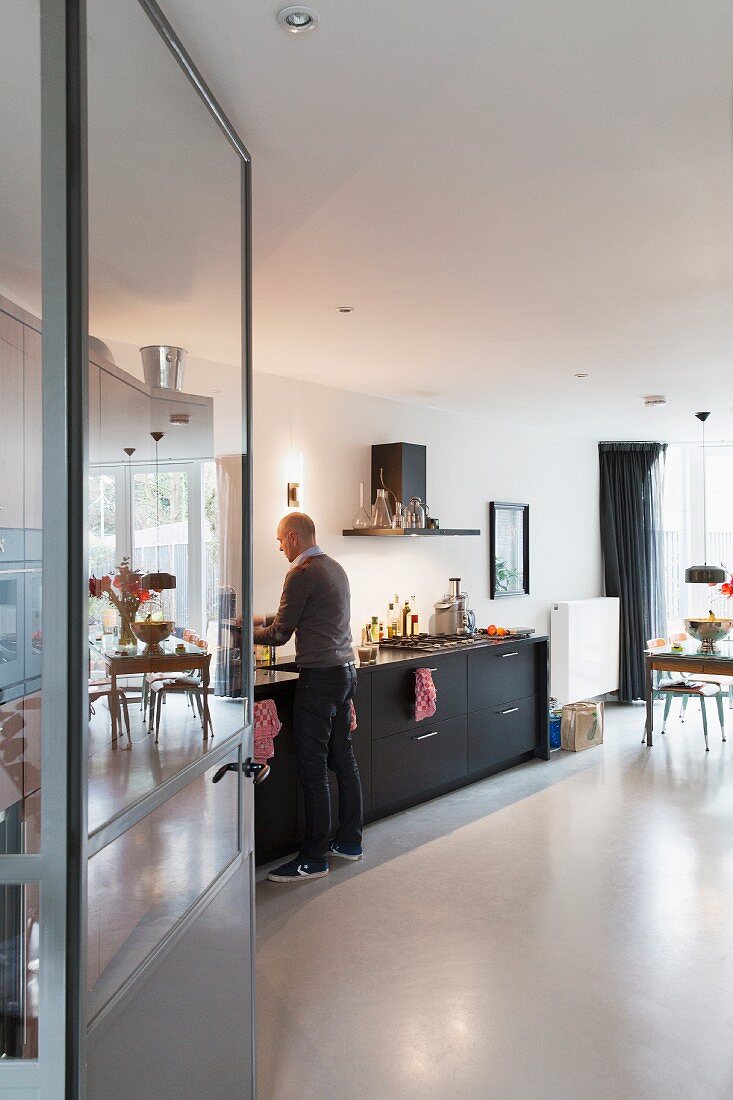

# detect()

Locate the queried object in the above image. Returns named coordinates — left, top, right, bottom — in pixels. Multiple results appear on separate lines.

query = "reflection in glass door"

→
left=84, top=0, right=255, bottom=1096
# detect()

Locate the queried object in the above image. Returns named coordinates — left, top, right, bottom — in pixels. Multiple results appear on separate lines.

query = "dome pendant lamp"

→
left=684, top=411, right=725, bottom=584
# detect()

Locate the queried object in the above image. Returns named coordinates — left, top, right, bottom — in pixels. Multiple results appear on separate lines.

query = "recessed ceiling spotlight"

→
left=277, top=6, right=320, bottom=32
left=336, top=306, right=353, bottom=313
left=644, top=395, right=666, bottom=407
left=574, top=372, right=589, bottom=379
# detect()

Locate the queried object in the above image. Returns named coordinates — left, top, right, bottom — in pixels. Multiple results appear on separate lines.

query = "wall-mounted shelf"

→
left=342, top=528, right=480, bottom=537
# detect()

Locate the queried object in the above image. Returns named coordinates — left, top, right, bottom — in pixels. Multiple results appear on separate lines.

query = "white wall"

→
left=253, top=372, right=602, bottom=646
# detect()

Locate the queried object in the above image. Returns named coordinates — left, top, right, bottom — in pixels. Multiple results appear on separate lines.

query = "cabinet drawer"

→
left=467, top=695, right=538, bottom=774
left=371, top=652, right=467, bottom=740
left=467, top=644, right=537, bottom=711
left=372, top=714, right=467, bottom=811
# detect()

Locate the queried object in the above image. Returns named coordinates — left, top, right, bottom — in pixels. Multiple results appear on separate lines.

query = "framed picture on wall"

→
left=489, top=502, right=530, bottom=599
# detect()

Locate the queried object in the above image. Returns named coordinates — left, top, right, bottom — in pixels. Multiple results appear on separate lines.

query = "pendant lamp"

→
left=684, top=411, right=725, bottom=584
left=140, top=431, right=177, bottom=592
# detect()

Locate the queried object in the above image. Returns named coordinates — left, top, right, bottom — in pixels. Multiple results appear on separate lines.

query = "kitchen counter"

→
left=262, top=632, right=547, bottom=674
left=252, top=634, right=549, bottom=865
left=254, top=669, right=299, bottom=694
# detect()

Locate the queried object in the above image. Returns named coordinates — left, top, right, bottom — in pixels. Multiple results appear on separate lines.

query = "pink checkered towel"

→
left=415, top=668, right=437, bottom=722
left=253, top=699, right=282, bottom=763
left=349, top=699, right=357, bottom=731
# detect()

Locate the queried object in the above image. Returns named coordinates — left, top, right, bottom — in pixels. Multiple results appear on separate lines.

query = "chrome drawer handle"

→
left=501, top=707, right=519, bottom=715
left=412, top=730, right=438, bottom=741
left=501, top=652, right=519, bottom=658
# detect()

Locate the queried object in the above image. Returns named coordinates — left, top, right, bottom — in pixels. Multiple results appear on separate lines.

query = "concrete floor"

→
left=256, top=701, right=733, bottom=1099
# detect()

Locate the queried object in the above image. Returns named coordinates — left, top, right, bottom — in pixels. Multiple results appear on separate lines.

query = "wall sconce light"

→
left=287, top=482, right=301, bottom=509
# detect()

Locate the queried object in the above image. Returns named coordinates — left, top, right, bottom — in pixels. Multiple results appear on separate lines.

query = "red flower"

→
left=89, top=575, right=111, bottom=598
left=721, top=583, right=733, bottom=598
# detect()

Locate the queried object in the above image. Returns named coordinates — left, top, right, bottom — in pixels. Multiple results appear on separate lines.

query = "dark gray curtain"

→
left=599, top=442, right=667, bottom=702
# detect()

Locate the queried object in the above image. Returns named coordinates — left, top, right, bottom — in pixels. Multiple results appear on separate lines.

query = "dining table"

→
left=89, top=633, right=211, bottom=744
left=644, top=638, right=733, bottom=746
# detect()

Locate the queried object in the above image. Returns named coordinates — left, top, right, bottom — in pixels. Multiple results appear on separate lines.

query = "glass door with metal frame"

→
left=1, top=0, right=255, bottom=1095
left=83, top=0, right=255, bottom=1095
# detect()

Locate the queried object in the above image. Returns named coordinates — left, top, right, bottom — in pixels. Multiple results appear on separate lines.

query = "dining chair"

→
left=667, top=630, right=733, bottom=714
left=149, top=653, right=213, bottom=743
left=646, top=637, right=726, bottom=752
left=88, top=677, right=132, bottom=747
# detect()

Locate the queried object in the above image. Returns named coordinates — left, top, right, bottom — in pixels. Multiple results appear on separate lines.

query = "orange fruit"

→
left=496, top=627, right=508, bottom=636
left=487, top=624, right=497, bottom=636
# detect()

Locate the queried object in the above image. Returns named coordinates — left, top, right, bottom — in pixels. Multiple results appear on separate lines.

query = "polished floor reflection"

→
left=87, top=754, right=238, bottom=1015
left=86, top=690, right=243, bottom=1016
left=256, top=703, right=733, bottom=1099
left=88, top=693, right=244, bottom=832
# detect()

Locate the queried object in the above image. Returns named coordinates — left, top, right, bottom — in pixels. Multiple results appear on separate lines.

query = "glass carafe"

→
left=352, top=481, right=371, bottom=529
left=371, top=488, right=392, bottom=528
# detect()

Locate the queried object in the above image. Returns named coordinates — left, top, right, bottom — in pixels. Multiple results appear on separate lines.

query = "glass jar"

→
left=371, top=488, right=392, bottom=528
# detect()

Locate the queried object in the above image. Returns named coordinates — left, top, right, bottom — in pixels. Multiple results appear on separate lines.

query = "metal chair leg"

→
left=154, top=690, right=163, bottom=744
left=662, top=694, right=672, bottom=733
left=680, top=695, right=689, bottom=723
left=119, top=694, right=132, bottom=747
left=700, top=698, right=710, bottom=752
left=716, top=693, right=726, bottom=742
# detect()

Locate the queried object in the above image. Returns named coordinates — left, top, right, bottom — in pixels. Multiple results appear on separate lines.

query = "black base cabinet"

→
left=467, top=695, right=538, bottom=774
left=372, top=715, right=467, bottom=812
left=254, top=637, right=548, bottom=866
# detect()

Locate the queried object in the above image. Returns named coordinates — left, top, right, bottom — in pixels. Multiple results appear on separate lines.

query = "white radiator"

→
left=550, top=597, right=620, bottom=705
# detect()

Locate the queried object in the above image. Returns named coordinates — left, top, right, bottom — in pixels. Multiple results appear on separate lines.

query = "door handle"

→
left=501, top=652, right=519, bottom=658
left=501, top=707, right=519, bottom=715
left=212, top=757, right=270, bottom=785
left=412, top=730, right=438, bottom=741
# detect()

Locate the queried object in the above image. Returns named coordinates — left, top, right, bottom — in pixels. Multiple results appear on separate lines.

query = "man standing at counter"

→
left=254, top=512, right=363, bottom=881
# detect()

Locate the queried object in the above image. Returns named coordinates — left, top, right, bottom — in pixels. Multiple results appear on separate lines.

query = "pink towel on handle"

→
left=415, top=668, right=437, bottom=722
left=253, top=699, right=282, bottom=763
left=349, top=699, right=357, bottom=731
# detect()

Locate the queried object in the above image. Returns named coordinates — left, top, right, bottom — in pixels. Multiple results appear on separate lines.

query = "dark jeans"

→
left=293, top=664, right=363, bottom=861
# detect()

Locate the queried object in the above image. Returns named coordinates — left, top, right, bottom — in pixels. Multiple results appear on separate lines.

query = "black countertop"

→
left=254, top=669, right=299, bottom=695
left=255, top=633, right=547, bottom=687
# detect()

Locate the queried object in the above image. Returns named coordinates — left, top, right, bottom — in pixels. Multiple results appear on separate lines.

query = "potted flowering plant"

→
left=89, top=558, right=154, bottom=647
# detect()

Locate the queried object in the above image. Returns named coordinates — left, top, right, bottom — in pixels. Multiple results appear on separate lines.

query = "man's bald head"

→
left=276, top=512, right=317, bottom=563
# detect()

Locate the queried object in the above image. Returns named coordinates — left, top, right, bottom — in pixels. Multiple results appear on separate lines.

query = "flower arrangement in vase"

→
left=89, top=558, right=155, bottom=647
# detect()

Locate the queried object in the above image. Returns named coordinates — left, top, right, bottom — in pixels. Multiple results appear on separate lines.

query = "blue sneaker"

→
left=267, top=856, right=329, bottom=882
left=329, top=841, right=363, bottom=862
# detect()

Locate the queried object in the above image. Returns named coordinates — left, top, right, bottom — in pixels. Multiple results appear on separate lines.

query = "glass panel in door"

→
left=1, top=0, right=83, bottom=1090
left=84, top=0, right=254, bottom=1093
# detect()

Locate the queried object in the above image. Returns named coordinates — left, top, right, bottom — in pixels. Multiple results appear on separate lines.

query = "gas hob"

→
left=379, top=633, right=483, bottom=652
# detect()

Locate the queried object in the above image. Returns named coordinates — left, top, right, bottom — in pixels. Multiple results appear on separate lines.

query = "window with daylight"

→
left=661, top=443, right=733, bottom=634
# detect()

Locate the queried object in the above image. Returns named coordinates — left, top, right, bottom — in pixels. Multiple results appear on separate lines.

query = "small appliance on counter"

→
left=433, top=578, right=476, bottom=635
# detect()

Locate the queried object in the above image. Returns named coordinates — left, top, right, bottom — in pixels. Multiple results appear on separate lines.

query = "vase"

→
left=352, top=481, right=371, bottom=529
left=119, top=617, right=137, bottom=648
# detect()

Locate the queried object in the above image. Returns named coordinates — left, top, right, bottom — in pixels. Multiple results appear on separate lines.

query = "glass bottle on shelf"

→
left=352, top=481, right=371, bottom=529
left=371, top=488, right=392, bottom=529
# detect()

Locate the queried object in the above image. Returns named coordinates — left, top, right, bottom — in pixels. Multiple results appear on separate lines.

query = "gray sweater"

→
left=253, top=552, right=354, bottom=668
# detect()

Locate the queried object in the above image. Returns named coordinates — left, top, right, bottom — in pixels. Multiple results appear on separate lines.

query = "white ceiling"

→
left=159, top=0, right=733, bottom=441
left=4, top=1, right=733, bottom=442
